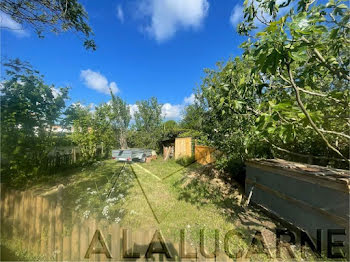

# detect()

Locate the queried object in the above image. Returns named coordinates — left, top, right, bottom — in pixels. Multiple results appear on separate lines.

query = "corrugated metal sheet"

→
left=245, top=159, right=349, bottom=244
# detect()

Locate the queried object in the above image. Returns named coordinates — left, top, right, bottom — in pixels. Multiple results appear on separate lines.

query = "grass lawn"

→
left=7, top=157, right=313, bottom=261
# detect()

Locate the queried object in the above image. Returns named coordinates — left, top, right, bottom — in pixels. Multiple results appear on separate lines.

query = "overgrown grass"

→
left=3, top=157, right=319, bottom=261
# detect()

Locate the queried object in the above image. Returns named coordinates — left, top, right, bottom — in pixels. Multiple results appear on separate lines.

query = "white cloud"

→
left=80, top=69, right=119, bottom=95
left=128, top=93, right=197, bottom=120
left=51, top=87, right=61, bottom=99
left=229, top=5, right=244, bottom=27
left=0, top=11, right=29, bottom=37
left=117, top=5, right=124, bottom=23
left=184, top=93, right=196, bottom=105
left=129, top=102, right=183, bottom=120
left=161, top=103, right=183, bottom=119
left=137, top=0, right=209, bottom=42
left=129, top=104, right=139, bottom=118
left=88, top=103, right=96, bottom=113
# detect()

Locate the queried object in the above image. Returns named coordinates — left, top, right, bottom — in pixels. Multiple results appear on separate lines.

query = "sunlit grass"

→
left=14, top=158, right=312, bottom=261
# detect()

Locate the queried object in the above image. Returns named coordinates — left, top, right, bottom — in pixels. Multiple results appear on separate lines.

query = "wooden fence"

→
left=1, top=186, right=211, bottom=261
left=194, top=146, right=217, bottom=165
left=0, top=186, right=127, bottom=261
left=44, top=145, right=105, bottom=172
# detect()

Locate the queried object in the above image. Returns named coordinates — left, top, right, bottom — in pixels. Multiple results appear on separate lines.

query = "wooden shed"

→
left=174, top=137, right=193, bottom=160
left=245, top=159, right=349, bottom=246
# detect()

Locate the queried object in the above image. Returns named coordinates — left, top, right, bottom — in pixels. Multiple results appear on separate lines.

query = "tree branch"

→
left=287, top=64, right=349, bottom=162
left=264, top=138, right=348, bottom=162
left=279, top=73, right=343, bottom=103
left=306, top=127, right=350, bottom=140
left=301, top=37, right=350, bottom=81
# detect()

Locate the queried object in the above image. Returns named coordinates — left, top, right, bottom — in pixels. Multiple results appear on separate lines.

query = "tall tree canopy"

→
left=239, top=0, right=349, bottom=162
left=0, top=0, right=96, bottom=50
left=134, top=97, right=162, bottom=133
left=129, top=97, right=163, bottom=150
left=1, top=59, right=69, bottom=180
left=109, top=91, right=131, bottom=149
left=187, top=0, right=349, bottom=170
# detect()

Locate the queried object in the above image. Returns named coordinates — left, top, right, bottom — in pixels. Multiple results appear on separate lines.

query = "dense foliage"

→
left=109, top=90, right=131, bottom=149
left=68, top=103, right=115, bottom=162
left=1, top=59, right=69, bottom=182
left=189, top=0, right=349, bottom=170
left=128, top=97, right=163, bottom=150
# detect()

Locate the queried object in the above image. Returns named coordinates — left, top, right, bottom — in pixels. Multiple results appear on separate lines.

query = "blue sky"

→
left=1, top=0, right=248, bottom=119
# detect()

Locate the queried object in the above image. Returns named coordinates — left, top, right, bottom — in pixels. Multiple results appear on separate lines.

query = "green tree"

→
left=190, top=0, right=349, bottom=170
left=163, top=120, right=177, bottom=131
left=134, top=97, right=162, bottom=132
left=109, top=91, right=131, bottom=149
left=239, top=0, right=349, bottom=163
left=181, top=102, right=205, bottom=131
left=130, top=97, right=163, bottom=150
left=62, top=102, right=88, bottom=128
left=70, top=107, right=97, bottom=161
left=94, top=103, right=116, bottom=156
left=1, top=59, right=69, bottom=181
left=69, top=103, right=115, bottom=161
left=193, top=58, right=270, bottom=173
left=0, top=0, right=96, bottom=50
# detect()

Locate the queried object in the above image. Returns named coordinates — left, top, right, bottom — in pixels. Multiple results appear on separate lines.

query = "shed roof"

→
left=246, top=158, right=350, bottom=186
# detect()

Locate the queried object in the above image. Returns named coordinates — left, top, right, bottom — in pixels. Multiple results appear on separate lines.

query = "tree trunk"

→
left=119, top=129, right=128, bottom=149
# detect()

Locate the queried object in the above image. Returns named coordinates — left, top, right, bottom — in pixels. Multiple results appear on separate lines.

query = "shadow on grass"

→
left=174, top=164, right=279, bottom=233
left=0, top=245, right=26, bottom=261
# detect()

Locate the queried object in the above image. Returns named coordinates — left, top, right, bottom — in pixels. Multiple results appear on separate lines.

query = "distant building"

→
left=50, top=125, right=73, bottom=133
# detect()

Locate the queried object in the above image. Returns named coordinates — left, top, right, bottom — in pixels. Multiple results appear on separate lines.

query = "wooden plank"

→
left=62, top=212, right=72, bottom=262
left=3, top=188, right=10, bottom=220
left=28, top=192, right=36, bottom=252
left=34, top=196, right=43, bottom=255
left=14, top=191, right=22, bottom=239
left=110, top=223, right=120, bottom=260
left=55, top=199, right=63, bottom=261
left=8, top=190, right=16, bottom=239
left=1, top=188, right=10, bottom=241
left=71, top=220, right=80, bottom=261
left=47, top=200, right=56, bottom=259
left=62, top=231, right=72, bottom=261
left=18, top=191, right=25, bottom=251
left=40, top=197, right=49, bottom=256
left=22, top=191, right=30, bottom=250
left=175, top=137, right=192, bottom=159
left=79, top=220, right=90, bottom=261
